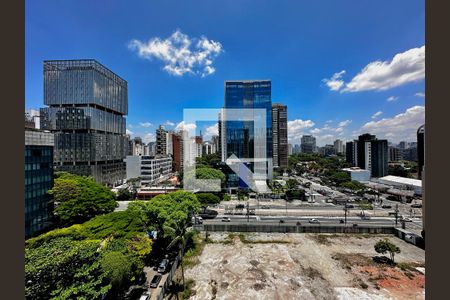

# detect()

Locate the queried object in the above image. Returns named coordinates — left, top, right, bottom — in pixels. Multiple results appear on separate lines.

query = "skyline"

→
left=26, top=0, right=425, bottom=146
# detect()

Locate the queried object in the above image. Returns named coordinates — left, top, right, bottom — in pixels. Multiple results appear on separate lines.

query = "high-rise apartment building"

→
left=156, top=125, right=167, bottom=155
left=272, top=103, right=288, bottom=169
left=288, top=144, right=293, bottom=156
left=334, top=139, right=344, bottom=154
left=293, top=144, right=301, bottom=154
left=346, top=134, right=388, bottom=178
left=25, top=128, right=54, bottom=237
left=223, top=80, right=273, bottom=186
left=301, top=135, right=316, bottom=154
left=126, top=155, right=173, bottom=186
left=40, top=59, right=127, bottom=186
left=388, top=146, right=403, bottom=162
left=172, top=132, right=184, bottom=172
left=417, top=124, right=425, bottom=179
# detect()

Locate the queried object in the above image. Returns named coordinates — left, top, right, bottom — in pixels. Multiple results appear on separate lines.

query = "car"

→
left=279, top=219, right=285, bottom=223
left=261, top=205, right=271, bottom=209
left=411, top=203, right=422, bottom=208
left=157, top=258, right=170, bottom=273
left=308, top=218, right=320, bottom=224
left=402, top=217, right=413, bottom=222
left=235, top=204, right=245, bottom=209
left=150, top=274, right=162, bottom=288
left=339, top=219, right=344, bottom=224
left=191, top=216, right=203, bottom=224
left=405, top=234, right=415, bottom=244
left=345, top=204, right=354, bottom=208
left=221, top=217, right=231, bottom=222
left=139, top=291, right=152, bottom=300
left=381, top=205, right=392, bottom=209
left=361, top=215, right=371, bottom=220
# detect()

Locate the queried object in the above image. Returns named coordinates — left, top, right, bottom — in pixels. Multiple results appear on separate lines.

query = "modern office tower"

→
left=126, top=135, right=133, bottom=155
left=334, top=139, right=344, bottom=154
left=348, top=134, right=388, bottom=178
left=156, top=125, right=167, bottom=155
left=194, top=136, right=203, bottom=157
left=293, top=144, right=301, bottom=154
left=417, top=124, right=425, bottom=179
left=25, top=128, right=54, bottom=237
left=172, top=132, right=184, bottom=172
left=131, top=136, right=144, bottom=156
left=40, top=59, right=127, bottom=186
left=388, top=146, right=403, bottom=162
left=300, top=135, right=316, bottom=154
left=403, top=147, right=418, bottom=162
left=125, top=155, right=173, bottom=186
left=148, top=142, right=156, bottom=156
left=223, top=80, right=273, bottom=186
left=272, top=103, right=288, bottom=169
left=218, top=110, right=227, bottom=162
left=211, top=135, right=219, bottom=154
left=288, top=144, right=293, bottom=156
left=143, top=144, right=150, bottom=156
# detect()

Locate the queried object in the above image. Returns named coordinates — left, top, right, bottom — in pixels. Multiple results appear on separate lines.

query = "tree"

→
left=374, top=238, right=401, bottom=264
left=196, top=193, right=221, bottom=206
left=49, top=172, right=118, bottom=226
left=117, top=188, right=135, bottom=200
left=183, top=167, right=226, bottom=190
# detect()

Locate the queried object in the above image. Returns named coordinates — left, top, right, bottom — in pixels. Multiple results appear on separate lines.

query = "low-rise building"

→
left=342, top=167, right=371, bottom=182
left=125, top=155, right=173, bottom=186
left=377, top=175, right=422, bottom=196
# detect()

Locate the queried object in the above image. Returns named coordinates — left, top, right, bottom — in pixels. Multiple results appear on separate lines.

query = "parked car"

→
left=339, top=219, right=344, bottom=224
left=150, top=275, right=162, bottom=288
left=221, top=217, right=231, bottom=222
left=309, top=218, right=320, bottom=224
left=402, top=217, right=413, bottom=222
left=405, top=234, right=415, bottom=244
left=235, top=204, right=245, bottom=209
left=157, top=259, right=170, bottom=273
left=139, top=291, right=152, bottom=300
left=381, top=205, right=392, bottom=209
left=279, top=219, right=285, bottom=223
left=361, top=215, right=371, bottom=220
left=411, top=203, right=422, bottom=208
left=191, top=216, right=203, bottom=224
left=345, top=204, right=354, bottom=208
left=261, top=205, right=271, bottom=209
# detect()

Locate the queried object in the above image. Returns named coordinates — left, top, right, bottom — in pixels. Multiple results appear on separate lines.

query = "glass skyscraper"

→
left=40, top=59, right=128, bottom=186
left=223, top=80, right=273, bottom=187
left=25, top=129, right=54, bottom=237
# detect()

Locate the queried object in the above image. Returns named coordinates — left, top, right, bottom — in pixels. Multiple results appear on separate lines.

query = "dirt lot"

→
left=184, top=233, right=425, bottom=300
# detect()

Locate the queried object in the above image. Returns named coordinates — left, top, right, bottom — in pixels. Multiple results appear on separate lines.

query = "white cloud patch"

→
left=175, top=121, right=197, bottom=132
left=164, top=120, right=175, bottom=126
left=371, top=111, right=383, bottom=119
left=387, top=96, right=399, bottom=102
left=338, top=120, right=352, bottom=127
left=357, top=105, right=425, bottom=143
left=126, top=129, right=134, bottom=135
left=288, top=119, right=315, bottom=143
left=128, top=29, right=223, bottom=77
left=415, top=92, right=425, bottom=98
left=322, top=70, right=346, bottom=91
left=139, top=122, right=152, bottom=128
left=324, top=46, right=425, bottom=92
left=203, top=123, right=218, bottom=140
left=143, top=133, right=156, bottom=144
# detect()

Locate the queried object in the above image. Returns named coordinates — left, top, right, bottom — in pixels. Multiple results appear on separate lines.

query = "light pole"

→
left=394, top=204, right=399, bottom=226
left=344, top=200, right=348, bottom=226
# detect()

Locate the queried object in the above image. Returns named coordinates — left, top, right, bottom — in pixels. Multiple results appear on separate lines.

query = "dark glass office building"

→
left=25, top=129, right=54, bottom=237
left=223, top=80, right=273, bottom=187
left=40, top=59, right=128, bottom=186
left=272, top=103, right=288, bottom=170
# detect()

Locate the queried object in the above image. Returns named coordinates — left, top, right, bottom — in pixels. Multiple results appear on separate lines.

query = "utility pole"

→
left=246, top=201, right=250, bottom=223
left=344, top=200, right=348, bottom=225
left=394, top=204, right=399, bottom=226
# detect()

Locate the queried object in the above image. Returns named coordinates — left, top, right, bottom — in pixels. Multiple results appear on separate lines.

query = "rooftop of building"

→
left=378, top=175, right=422, bottom=187
left=342, top=167, right=371, bottom=173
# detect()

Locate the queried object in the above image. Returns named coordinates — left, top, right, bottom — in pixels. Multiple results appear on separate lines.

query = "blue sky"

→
left=26, top=0, right=425, bottom=146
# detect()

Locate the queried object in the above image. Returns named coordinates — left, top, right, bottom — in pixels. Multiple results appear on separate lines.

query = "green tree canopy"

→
left=196, top=193, right=221, bottom=206
left=374, top=238, right=401, bottom=263
left=49, top=172, right=118, bottom=226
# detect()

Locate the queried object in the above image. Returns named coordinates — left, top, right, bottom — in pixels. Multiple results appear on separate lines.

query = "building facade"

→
left=346, top=134, right=388, bottom=178
left=40, top=59, right=127, bottom=186
left=272, top=103, right=288, bottom=169
left=156, top=125, right=167, bottom=155
left=334, top=139, right=344, bottom=154
left=223, top=80, right=273, bottom=186
left=300, top=135, right=316, bottom=154
left=417, top=124, right=425, bottom=179
left=125, top=155, right=173, bottom=186
left=25, top=129, right=54, bottom=237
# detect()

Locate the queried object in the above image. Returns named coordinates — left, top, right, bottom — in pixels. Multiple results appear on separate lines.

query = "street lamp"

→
left=343, top=200, right=349, bottom=226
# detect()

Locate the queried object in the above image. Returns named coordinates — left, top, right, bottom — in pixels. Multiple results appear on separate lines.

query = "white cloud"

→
left=139, top=122, right=152, bottom=128
left=288, top=119, right=315, bottom=144
left=175, top=121, right=197, bottom=132
left=371, top=111, right=383, bottom=119
left=322, top=70, right=346, bottom=91
left=164, top=120, right=175, bottom=126
left=128, top=124, right=133, bottom=128
left=357, top=105, right=425, bottom=143
left=143, top=133, right=156, bottom=144
left=128, top=29, right=223, bottom=77
left=338, top=120, right=352, bottom=127
left=387, top=96, right=399, bottom=102
left=203, top=123, right=218, bottom=140
left=324, top=46, right=425, bottom=92
left=126, top=129, right=134, bottom=135
left=415, top=92, right=425, bottom=98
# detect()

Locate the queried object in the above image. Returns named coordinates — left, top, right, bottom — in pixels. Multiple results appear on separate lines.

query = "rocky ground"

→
left=184, top=232, right=425, bottom=300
